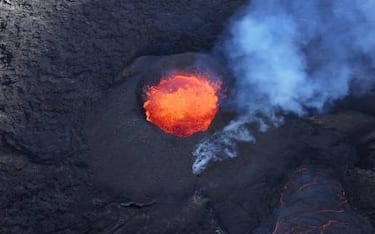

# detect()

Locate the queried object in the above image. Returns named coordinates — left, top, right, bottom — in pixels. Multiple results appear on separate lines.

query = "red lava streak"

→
left=272, top=167, right=355, bottom=234
left=143, top=73, right=221, bottom=137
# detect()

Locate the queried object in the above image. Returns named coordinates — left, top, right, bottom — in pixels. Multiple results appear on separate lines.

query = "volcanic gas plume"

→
left=143, top=73, right=221, bottom=137
left=193, top=0, right=375, bottom=174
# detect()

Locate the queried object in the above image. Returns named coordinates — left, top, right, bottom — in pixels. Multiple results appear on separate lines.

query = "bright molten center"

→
left=143, top=73, right=221, bottom=137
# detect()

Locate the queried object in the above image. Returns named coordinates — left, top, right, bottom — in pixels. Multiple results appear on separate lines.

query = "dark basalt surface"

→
left=0, top=0, right=244, bottom=160
left=1, top=1, right=375, bottom=233
left=256, top=166, right=373, bottom=233
left=85, top=53, right=374, bottom=233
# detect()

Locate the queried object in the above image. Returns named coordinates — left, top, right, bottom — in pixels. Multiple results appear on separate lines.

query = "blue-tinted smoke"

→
left=193, top=0, right=375, bottom=174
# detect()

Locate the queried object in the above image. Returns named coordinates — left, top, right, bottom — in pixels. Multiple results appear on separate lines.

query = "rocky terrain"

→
left=1, top=0, right=375, bottom=233
left=0, top=0, right=244, bottom=160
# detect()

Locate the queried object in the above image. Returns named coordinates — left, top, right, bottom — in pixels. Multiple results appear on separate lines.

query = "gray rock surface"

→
left=0, top=0, right=244, bottom=160
left=0, top=1, right=245, bottom=233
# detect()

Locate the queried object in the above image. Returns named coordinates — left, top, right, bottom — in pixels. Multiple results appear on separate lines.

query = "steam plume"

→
left=193, top=0, right=375, bottom=174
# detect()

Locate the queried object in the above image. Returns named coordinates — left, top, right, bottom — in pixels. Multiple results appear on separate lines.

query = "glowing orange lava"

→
left=143, top=73, right=221, bottom=137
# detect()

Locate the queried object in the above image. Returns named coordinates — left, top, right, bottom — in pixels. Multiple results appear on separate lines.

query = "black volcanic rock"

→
left=313, top=110, right=375, bottom=169
left=345, top=168, right=375, bottom=227
left=256, top=166, right=374, bottom=233
left=85, top=52, right=228, bottom=201
left=1, top=1, right=375, bottom=233
left=85, top=52, right=371, bottom=233
left=312, top=110, right=375, bottom=227
left=0, top=0, right=244, bottom=161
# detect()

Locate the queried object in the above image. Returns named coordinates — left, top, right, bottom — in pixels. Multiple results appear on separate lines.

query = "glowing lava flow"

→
left=143, top=73, right=221, bottom=137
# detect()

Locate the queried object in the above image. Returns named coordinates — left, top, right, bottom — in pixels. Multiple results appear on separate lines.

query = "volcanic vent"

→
left=143, top=73, right=221, bottom=137
left=85, top=52, right=375, bottom=233
left=86, top=53, right=229, bottom=200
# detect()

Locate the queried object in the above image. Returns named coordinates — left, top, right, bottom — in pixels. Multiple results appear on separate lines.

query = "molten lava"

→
left=143, top=73, right=221, bottom=137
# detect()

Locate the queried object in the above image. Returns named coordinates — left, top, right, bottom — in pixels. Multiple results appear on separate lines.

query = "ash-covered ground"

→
left=1, top=0, right=375, bottom=233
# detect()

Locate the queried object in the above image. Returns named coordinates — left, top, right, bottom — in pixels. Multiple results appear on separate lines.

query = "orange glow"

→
left=143, top=73, right=221, bottom=137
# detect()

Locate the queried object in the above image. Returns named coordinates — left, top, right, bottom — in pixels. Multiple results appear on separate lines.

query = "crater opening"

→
left=143, top=72, right=221, bottom=137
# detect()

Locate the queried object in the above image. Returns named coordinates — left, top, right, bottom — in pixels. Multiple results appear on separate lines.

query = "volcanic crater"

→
left=1, top=1, right=375, bottom=234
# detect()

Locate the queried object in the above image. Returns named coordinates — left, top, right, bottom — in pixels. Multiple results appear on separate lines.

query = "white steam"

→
left=193, top=0, right=375, bottom=174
